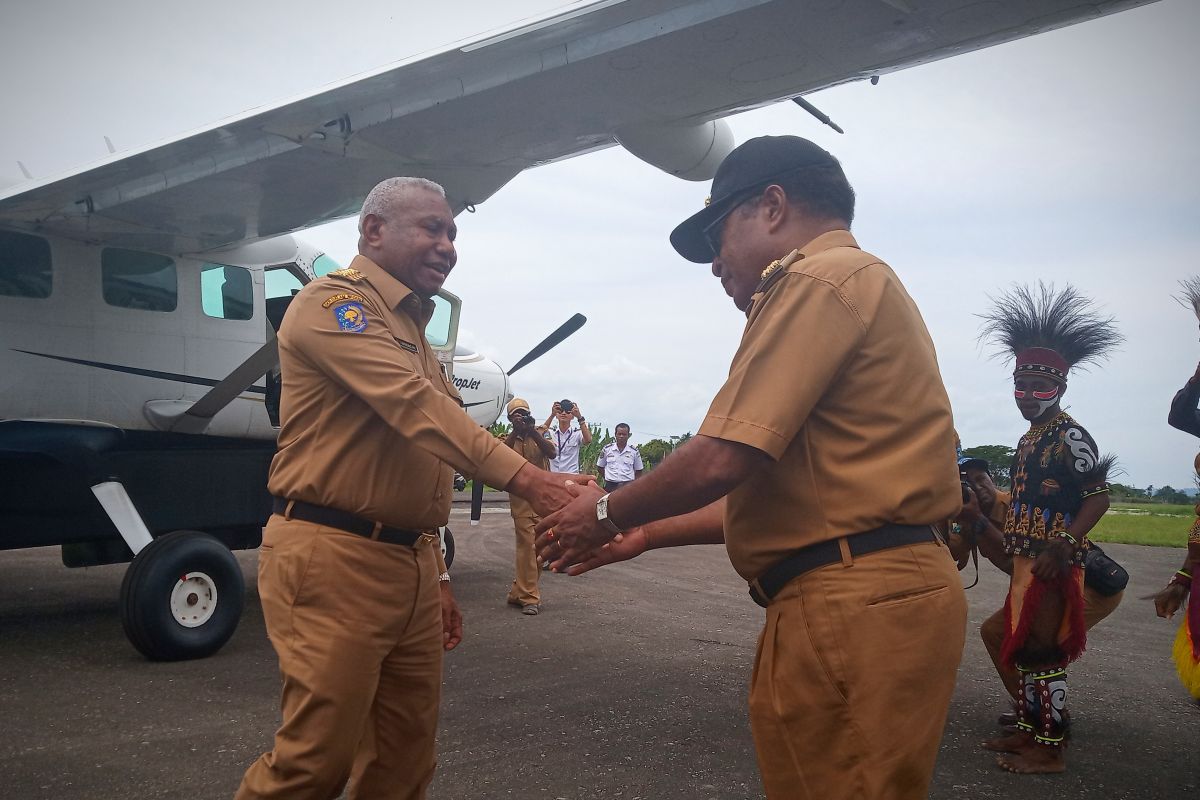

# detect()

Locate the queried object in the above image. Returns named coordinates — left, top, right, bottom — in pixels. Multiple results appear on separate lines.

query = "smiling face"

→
left=1013, top=373, right=1065, bottom=422
left=360, top=188, right=457, bottom=298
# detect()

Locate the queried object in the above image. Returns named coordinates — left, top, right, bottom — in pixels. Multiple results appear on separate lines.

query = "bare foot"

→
left=996, top=746, right=1066, bottom=774
left=981, top=730, right=1033, bottom=753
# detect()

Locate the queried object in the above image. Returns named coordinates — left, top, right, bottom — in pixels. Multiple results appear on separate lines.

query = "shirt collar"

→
left=796, top=228, right=859, bottom=258
left=348, top=255, right=436, bottom=323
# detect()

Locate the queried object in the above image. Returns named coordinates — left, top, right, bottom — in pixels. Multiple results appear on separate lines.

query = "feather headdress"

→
left=978, top=282, right=1123, bottom=381
left=1176, top=277, right=1200, bottom=322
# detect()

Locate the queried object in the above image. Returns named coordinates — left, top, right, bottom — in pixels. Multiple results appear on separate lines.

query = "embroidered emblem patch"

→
left=395, top=338, right=419, bottom=354
left=333, top=302, right=368, bottom=332
left=321, top=292, right=364, bottom=309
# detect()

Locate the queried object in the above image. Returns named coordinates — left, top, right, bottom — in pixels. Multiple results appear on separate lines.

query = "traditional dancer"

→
left=1154, top=277, right=1200, bottom=700
left=978, top=283, right=1121, bottom=774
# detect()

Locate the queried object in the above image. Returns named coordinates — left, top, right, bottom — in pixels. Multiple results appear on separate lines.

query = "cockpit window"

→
left=312, top=253, right=340, bottom=277
left=102, top=248, right=177, bottom=312
left=0, top=230, right=52, bottom=299
left=425, top=294, right=453, bottom=348
left=201, top=263, right=254, bottom=320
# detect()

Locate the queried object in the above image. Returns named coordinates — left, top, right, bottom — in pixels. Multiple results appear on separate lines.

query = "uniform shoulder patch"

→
left=327, top=267, right=365, bottom=282
left=321, top=292, right=365, bottom=309
left=332, top=301, right=368, bottom=333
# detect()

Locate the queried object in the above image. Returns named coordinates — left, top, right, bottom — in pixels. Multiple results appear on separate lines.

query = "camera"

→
left=511, top=408, right=534, bottom=426
left=558, top=399, right=574, bottom=413
left=960, top=476, right=973, bottom=504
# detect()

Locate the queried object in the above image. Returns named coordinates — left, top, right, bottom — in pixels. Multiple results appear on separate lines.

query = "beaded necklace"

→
left=1020, top=410, right=1068, bottom=444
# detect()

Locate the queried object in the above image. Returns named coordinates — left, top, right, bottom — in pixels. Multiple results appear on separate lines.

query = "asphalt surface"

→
left=1, top=507, right=1197, bottom=799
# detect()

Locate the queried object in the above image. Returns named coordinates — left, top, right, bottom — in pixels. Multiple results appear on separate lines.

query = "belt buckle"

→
left=418, top=532, right=437, bottom=548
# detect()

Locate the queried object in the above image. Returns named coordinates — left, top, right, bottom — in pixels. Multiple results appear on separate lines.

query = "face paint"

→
left=1030, top=384, right=1060, bottom=415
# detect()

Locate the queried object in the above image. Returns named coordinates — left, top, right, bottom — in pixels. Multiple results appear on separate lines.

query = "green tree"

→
left=1110, top=483, right=1149, bottom=503
left=638, top=438, right=674, bottom=469
left=1155, top=485, right=1190, bottom=505
left=960, top=444, right=1016, bottom=488
left=578, top=423, right=611, bottom=477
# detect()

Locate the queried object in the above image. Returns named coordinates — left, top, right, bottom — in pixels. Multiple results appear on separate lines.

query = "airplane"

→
left=0, top=0, right=1157, bottom=662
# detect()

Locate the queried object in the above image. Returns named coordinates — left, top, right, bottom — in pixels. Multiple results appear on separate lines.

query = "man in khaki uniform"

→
left=535, top=136, right=967, bottom=799
left=236, top=177, right=578, bottom=800
left=502, top=397, right=556, bottom=614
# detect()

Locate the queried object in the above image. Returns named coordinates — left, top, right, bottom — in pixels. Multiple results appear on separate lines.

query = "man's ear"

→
left=360, top=213, right=385, bottom=247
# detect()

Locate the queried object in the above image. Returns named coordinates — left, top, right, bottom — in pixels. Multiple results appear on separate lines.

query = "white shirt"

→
left=546, top=426, right=584, bottom=473
left=596, top=442, right=643, bottom=482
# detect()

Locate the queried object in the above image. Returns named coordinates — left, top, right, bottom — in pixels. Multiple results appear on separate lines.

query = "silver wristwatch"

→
left=595, top=493, right=623, bottom=535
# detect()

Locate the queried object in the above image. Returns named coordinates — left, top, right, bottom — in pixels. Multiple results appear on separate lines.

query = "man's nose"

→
left=711, top=256, right=722, bottom=278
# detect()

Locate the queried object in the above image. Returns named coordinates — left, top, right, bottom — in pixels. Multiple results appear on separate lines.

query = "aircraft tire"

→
left=119, top=530, right=244, bottom=661
left=442, top=527, right=455, bottom=569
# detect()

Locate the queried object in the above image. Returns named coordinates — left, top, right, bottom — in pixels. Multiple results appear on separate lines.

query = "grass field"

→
left=1090, top=503, right=1196, bottom=547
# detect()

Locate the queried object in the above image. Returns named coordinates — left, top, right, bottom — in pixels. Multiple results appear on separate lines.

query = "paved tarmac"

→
left=1, top=507, right=1197, bottom=799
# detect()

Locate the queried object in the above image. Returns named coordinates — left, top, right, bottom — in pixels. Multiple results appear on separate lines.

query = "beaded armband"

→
left=1169, top=569, right=1193, bottom=589
left=1081, top=483, right=1111, bottom=499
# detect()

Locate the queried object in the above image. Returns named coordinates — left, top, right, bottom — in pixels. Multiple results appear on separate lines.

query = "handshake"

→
left=503, top=468, right=642, bottom=574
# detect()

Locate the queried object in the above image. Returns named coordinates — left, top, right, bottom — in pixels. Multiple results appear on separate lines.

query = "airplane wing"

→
left=0, top=0, right=1153, bottom=254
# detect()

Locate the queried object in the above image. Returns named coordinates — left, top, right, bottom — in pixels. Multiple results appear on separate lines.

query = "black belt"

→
left=272, top=498, right=433, bottom=548
left=748, top=524, right=939, bottom=608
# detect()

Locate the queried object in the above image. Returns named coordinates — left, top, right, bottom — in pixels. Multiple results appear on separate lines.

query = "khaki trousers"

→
left=980, top=587, right=1123, bottom=700
left=236, top=516, right=443, bottom=800
left=507, top=510, right=541, bottom=606
left=749, top=540, right=966, bottom=800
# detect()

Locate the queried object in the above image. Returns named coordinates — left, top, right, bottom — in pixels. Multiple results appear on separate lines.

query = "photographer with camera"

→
left=543, top=398, right=592, bottom=475
left=503, top=398, right=557, bottom=615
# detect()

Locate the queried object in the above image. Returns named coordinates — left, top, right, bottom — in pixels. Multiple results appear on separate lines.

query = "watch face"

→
left=596, top=495, right=608, bottom=519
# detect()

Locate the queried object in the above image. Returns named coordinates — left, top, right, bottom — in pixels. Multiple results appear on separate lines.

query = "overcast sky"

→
left=3, top=0, right=1198, bottom=490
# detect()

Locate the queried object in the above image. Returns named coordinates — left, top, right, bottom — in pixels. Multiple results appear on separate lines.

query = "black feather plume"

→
left=1083, top=452, right=1120, bottom=485
left=1175, top=277, right=1200, bottom=321
left=978, top=282, right=1123, bottom=371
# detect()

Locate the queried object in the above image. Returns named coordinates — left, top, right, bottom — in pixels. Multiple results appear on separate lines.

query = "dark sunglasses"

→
left=701, top=187, right=763, bottom=257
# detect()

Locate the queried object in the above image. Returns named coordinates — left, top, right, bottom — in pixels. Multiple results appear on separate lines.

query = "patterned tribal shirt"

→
left=1004, top=411, right=1101, bottom=566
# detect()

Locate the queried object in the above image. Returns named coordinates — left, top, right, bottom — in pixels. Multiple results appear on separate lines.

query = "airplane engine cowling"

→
left=616, top=119, right=734, bottom=181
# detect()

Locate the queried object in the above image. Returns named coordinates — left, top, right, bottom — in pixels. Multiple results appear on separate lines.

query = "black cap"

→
left=670, top=135, right=837, bottom=263
left=958, top=456, right=990, bottom=473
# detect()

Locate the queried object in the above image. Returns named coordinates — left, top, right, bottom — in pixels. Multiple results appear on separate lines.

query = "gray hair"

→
left=358, top=177, right=446, bottom=233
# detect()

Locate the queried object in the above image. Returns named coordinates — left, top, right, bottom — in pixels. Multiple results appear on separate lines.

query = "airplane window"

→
left=0, top=230, right=52, bottom=299
left=265, top=266, right=304, bottom=300
left=312, top=253, right=340, bottom=277
left=101, top=248, right=177, bottom=312
left=426, top=295, right=452, bottom=347
left=201, top=263, right=254, bottom=321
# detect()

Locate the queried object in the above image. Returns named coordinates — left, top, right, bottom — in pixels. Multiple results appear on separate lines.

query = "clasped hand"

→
left=534, top=480, right=619, bottom=570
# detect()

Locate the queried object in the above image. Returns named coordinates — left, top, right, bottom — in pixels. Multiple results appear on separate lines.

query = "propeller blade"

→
left=507, top=313, right=586, bottom=375
left=470, top=478, right=485, bottom=525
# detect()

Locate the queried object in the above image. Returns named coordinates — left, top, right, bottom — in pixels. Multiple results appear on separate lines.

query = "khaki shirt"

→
left=505, top=427, right=555, bottom=517
left=698, top=231, right=960, bottom=581
left=268, top=255, right=527, bottom=530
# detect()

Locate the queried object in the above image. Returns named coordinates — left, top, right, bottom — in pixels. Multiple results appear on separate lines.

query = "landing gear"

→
left=119, top=530, right=244, bottom=661
left=441, top=526, right=455, bottom=569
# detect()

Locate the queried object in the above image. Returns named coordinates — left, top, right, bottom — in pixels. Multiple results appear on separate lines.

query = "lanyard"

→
left=556, top=427, right=574, bottom=451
